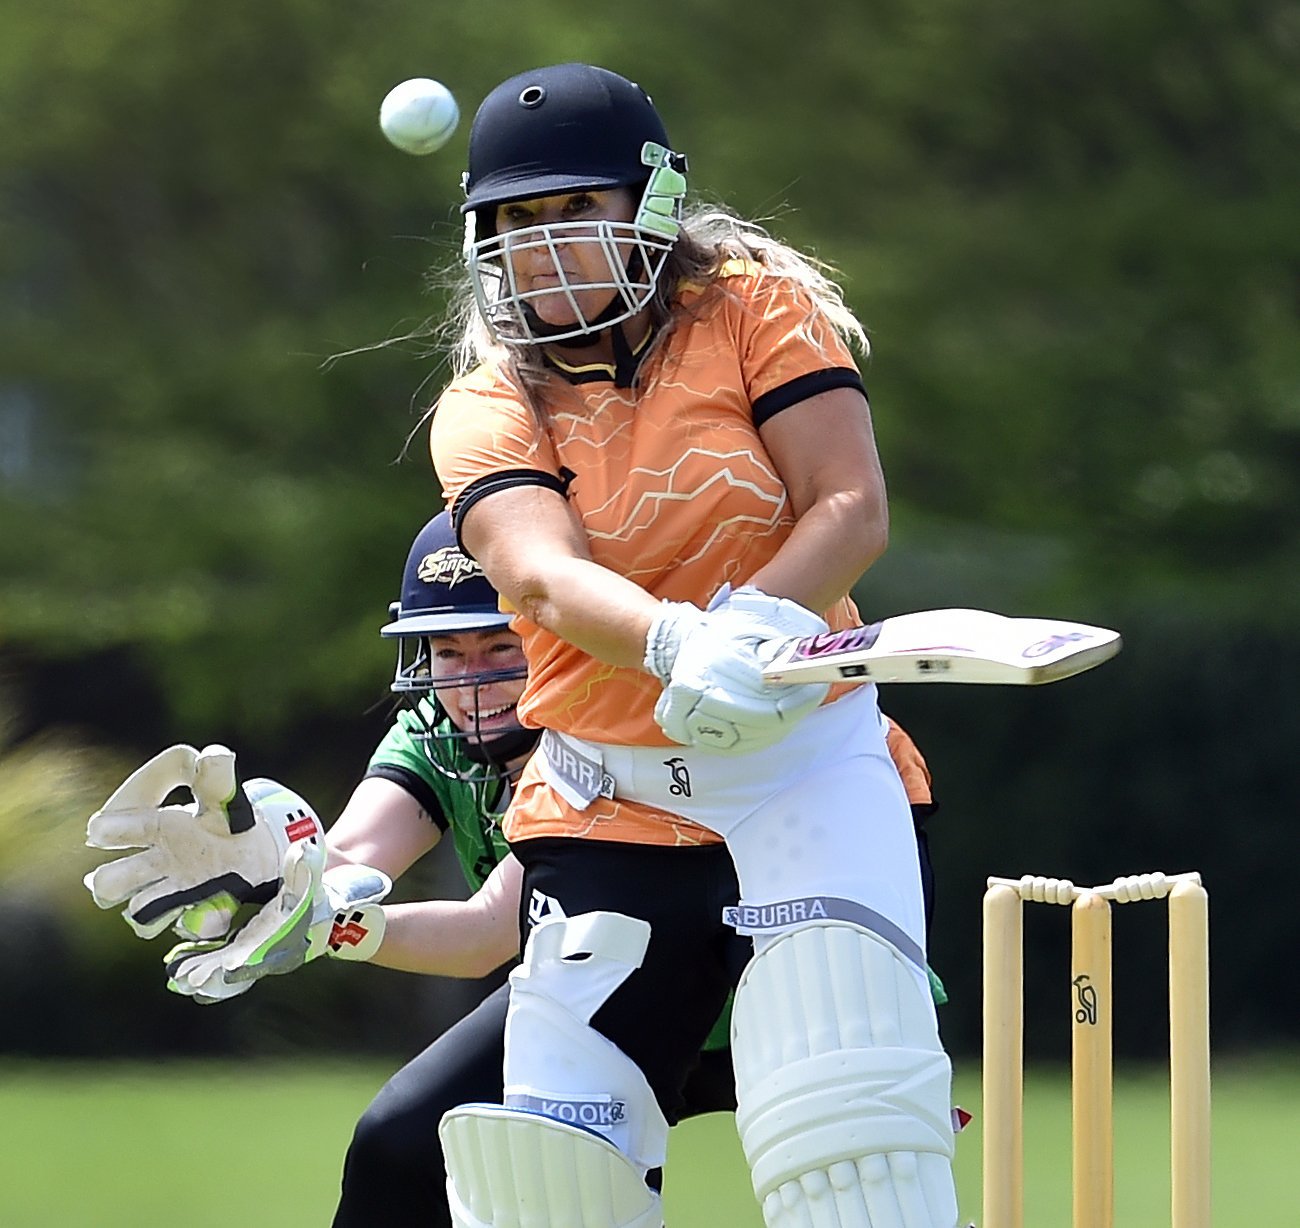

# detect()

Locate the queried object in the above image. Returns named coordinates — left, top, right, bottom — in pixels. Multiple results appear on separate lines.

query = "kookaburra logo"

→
left=417, top=547, right=483, bottom=588
left=664, top=757, right=691, bottom=797
left=1073, top=973, right=1099, bottom=1025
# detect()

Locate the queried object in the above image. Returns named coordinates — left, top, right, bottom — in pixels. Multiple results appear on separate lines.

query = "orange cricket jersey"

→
left=884, top=716, right=933, bottom=808
left=431, top=264, right=870, bottom=844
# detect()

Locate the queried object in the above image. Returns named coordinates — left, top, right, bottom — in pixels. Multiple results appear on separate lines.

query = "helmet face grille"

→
left=466, top=144, right=687, bottom=345
left=393, top=646, right=534, bottom=784
left=468, top=217, right=676, bottom=345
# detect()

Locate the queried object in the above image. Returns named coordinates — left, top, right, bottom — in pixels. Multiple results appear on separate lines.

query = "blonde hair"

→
left=436, top=203, right=869, bottom=412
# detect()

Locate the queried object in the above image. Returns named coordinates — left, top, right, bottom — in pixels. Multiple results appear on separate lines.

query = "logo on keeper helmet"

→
left=415, top=546, right=485, bottom=590
left=383, top=513, right=511, bottom=639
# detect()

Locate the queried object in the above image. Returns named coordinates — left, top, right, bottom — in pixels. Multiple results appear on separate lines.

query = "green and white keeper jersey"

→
left=364, top=699, right=513, bottom=891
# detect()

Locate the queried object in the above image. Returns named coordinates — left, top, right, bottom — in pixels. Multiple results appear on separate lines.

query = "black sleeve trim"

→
left=363, top=765, right=449, bottom=832
left=751, top=368, right=866, bottom=427
left=451, top=469, right=570, bottom=553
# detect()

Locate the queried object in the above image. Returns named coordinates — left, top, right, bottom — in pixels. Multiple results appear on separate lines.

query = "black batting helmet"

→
left=461, top=63, right=672, bottom=226
left=459, top=64, right=689, bottom=345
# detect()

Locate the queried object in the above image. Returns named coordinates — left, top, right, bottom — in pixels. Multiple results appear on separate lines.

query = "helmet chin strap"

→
left=535, top=308, right=643, bottom=390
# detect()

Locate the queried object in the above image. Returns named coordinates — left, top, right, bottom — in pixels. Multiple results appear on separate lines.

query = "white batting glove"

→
left=708, top=581, right=841, bottom=690
left=645, top=595, right=829, bottom=752
left=163, top=842, right=391, bottom=1004
left=83, top=744, right=324, bottom=940
left=708, top=583, right=832, bottom=643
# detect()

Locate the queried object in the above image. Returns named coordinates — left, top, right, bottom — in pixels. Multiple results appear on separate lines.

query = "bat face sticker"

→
left=789, top=623, right=883, bottom=661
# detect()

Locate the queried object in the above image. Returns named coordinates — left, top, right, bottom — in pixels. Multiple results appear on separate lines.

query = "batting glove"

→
left=163, top=842, right=391, bottom=1004
left=83, top=744, right=324, bottom=940
left=645, top=595, right=829, bottom=753
left=707, top=583, right=832, bottom=643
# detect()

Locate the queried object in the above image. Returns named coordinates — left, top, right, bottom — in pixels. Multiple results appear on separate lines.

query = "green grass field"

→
left=1, top=1056, right=1294, bottom=1226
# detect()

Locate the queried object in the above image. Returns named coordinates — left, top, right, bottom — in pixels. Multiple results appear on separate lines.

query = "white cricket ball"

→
left=379, top=78, right=460, bottom=156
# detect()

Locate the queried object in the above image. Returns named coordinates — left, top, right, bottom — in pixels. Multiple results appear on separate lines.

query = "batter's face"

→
left=429, top=629, right=528, bottom=736
left=494, top=188, right=638, bottom=328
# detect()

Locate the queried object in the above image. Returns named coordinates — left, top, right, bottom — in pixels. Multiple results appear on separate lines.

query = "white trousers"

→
left=540, top=685, right=930, bottom=1000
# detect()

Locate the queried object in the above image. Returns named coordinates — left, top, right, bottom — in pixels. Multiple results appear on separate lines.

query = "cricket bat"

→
left=760, top=608, right=1121, bottom=686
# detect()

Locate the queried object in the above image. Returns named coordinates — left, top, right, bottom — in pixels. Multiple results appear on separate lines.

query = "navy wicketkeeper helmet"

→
left=382, top=511, right=511, bottom=640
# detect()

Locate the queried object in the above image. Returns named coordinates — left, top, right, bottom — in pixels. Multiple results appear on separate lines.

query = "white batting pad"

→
left=731, top=922, right=959, bottom=1228
left=440, top=1105, right=664, bottom=1228
left=504, top=911, right=669, bottom=1175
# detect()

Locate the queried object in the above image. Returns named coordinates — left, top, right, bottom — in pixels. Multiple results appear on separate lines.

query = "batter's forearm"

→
left=510, top=555, right=661, bottom=670
left=748, top=489, right=887, bottom=614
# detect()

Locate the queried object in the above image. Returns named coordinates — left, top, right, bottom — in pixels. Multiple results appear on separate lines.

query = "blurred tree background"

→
left=1, top=0, right=1296, bottom=1062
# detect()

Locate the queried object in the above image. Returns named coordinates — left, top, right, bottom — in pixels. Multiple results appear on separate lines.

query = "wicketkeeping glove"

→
left=163, top=841, right=391, bottom=1005
left=645, top=587, right=830, bottom=753
left=83, top=744, right=324, bottom=940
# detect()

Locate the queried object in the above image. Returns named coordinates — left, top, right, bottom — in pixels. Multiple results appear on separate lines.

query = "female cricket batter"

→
left=428, top=62, right=961, bottom=1228
left=144, top=508, right=946, bottom=1226
left=319, top=516, right=944, bottom=1228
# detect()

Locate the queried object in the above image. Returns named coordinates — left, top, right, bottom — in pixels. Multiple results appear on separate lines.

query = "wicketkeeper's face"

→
left=428, top=629, right=528, bottom=738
